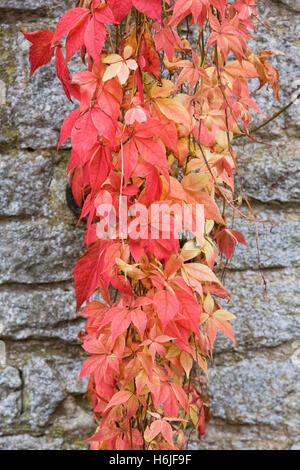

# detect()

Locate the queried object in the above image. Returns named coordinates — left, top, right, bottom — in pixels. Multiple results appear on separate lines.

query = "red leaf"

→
left=52, top=8, right=90, bottom=43
left=133, top=0, right=162, bottom=21
left=131, top=308, right=147, bottom=338
left=118, top=138, right=138, bottom=186
left=170, top=0, right=208, bottom=27
left=55, top=47, right=74, bottom=101
left=171, top=382, right=189, bottom=411
left=108, top=0, right=132, bottom=22
left=22, top=29, right=54, bottom=76
left=58, top=108, right=80, bottom=150
left=145, top=419, right=174, bottom=446
left=84, top=17, right=107, bottom=62
left=214, top=229, right=246, bottom=259
left=153, top=22, right=182, bottom=61
left=71, top=110, right=98, bottom=155
left=111, top=308, right=131, bottom=342
left=145, top=167, right=162, bottom=203
left=91, top=107, right=116, bottom=142
left=65, top=16, right=88, bottom=61
left=135, top=137, right=167, bottom=169
left=73, top=241, right=104, bottom=309
left=70, top=165, right=84, bottom=207
left=89, top=145, right=112, bottom=195
left=105, top=390, right=133, bottom=411
left=153, top=290, right=179, bottom=327
left=78, top=354, right=105, bottom=380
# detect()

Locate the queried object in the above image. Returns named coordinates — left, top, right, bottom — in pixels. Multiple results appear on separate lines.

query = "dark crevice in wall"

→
left=218, top=264, right=293, bottom=275
left=270, top=0, right=300, bottom=14
left=0, top=8, right=51, bottom=24
left=245, top=198, right=300, bottom=209
left=0, top=320, right=85, bottom=345
left=4, top=337, right=85, bottom=357
left=0, top=280, right=73, bottom=292
left=17, top=368, right=24, bottom=415
left=212, top=339, right=296, bottom=363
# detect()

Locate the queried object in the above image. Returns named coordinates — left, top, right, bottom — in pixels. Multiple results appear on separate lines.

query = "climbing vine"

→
left=23, top=0, right=281, bottom=450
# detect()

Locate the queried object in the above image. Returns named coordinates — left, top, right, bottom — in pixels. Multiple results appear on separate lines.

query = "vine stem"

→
left=233, top=91, right=300, bottom=139
left=195, top=117, right=272, bottom=226
left=213, top=45, right=269, bottom=297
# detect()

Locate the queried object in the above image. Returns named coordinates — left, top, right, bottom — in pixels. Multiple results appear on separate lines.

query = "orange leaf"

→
left=104, top=390, right=133, bottom=411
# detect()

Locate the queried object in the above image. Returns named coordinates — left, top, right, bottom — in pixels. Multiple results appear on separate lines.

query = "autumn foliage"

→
left=23, top=0, right=280, bottom=450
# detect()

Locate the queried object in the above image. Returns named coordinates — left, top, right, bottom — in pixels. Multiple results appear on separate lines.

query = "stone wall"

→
left=0, top=0, right=299, bottom=450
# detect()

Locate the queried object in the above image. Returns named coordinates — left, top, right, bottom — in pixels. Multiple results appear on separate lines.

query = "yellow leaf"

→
left=166, top=344, right=180, bottom=359
left=189, top=404, right=199, bottom=428
left=150, top=79, right=174, bottom=98
left=180, top=351, right=193, bottom=378
left=183, top=263, right=220, bottom=284
left=213, top=309, right=236, bottom=321
left=103, top=62, right=122, bottom=82
left=102, top=53, right=122, bottom=64
left=182, top=173, right=210, bottom=192
left=181, top=240, right=201, bottom=262
left=204, top=292, right=214, bottom=314
left=156, top=96, right=191, bottom=125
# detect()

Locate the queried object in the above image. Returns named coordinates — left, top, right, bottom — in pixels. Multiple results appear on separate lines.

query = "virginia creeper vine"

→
left=23, top=0, right=281, bottom=450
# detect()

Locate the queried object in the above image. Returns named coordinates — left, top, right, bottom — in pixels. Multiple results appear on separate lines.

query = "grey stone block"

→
left=0, top=151, right=57, bottom=216
left=252, top=1, right=300, bottom=135
left=0, top=366, right=22, bottom=427
left=0, top=434, right=63, bottom=450
left=228, top=206, right=300, bottom=270
left=214, top=268, right=300, bottom=352
left=208, top=356, right=300, bottom=428
left=233, top=138, right=300, bottom=203
left=188, top=422, right=292, bottom=450
left=0, top=284, right=85, bottom=342
left=0, top=1, right=75, bottom=19
left=0, top=219, right=84, bottom=284
left=20, top=354, right=89, bottom=429
left=0, top=24, right=76, bottom=149
left=50, top=395, right=94, bottom=437
left=22, top=357, right=66, bottom=428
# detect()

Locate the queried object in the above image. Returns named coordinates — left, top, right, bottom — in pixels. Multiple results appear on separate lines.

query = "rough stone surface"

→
left=0, top=1, right=74, bottom=18
left=0, top=434, right=64, bottom=451
left=0, top=366, right=22, bottom=428
left=0, top=284, right=85, bottom=342
left=235, top=138, right=300, bottom=203
left=215, top=268, right=300, bottom=353
left=22, top=357, right=66, bottom=429
left=229, top=205, right=300, bottom=270
left=208, top=355, right=300, bottom=427
left=188, top=423, right=292, bottom=450
left=0, top=0, right=299, bottom=451
left=250, top=1, right=300, bottom=137
left=0, top=150, right=58, bottom=216
left=0, top=219, right=84, bottom=284
left=0, top=24, right=75, bottom=149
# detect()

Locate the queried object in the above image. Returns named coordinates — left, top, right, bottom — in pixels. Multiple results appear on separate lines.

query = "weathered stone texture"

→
left=234, top=138, right=300, bottom=203
left=0, top=151, right=58, bottom=216
left=215, top=268, right=300, bottom=353
left=0, top=219, right=84, bottom=284
left=227, top=205, right=300, bottom=271
left=0, top=434, right=64, bottom=451
left=0, top=1, right=74, bottom=17
left=0, top=284, right=85, bottom=342
left=250, top=1, right=300, bottom=137
left=0, top=0, right=299, bottom=451
left=0, top=366, right=22, bottom=426
left=209, top=355, right=299, bottom=427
